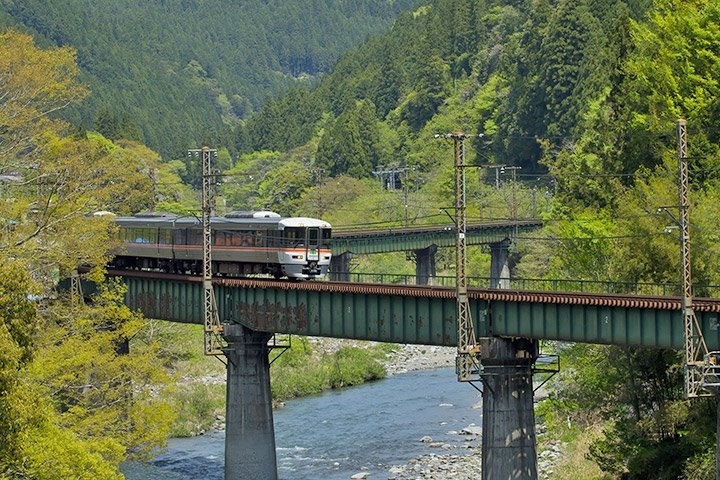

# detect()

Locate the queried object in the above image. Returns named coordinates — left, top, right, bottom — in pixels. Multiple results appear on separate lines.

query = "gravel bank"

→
left=193, top=337, right=564, bottom=478
left=361, top=340, right=563, bottom=480
left=383, top=344, right=456, bottom=375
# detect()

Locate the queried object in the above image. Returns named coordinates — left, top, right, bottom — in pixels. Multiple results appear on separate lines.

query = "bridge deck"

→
left=330, top=220, right=542, bottom=254
left=115, top=272, right=720, bottom=350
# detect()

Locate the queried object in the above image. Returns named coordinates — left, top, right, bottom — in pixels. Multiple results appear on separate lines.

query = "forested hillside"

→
left=227, top=0, right=720, bottom=478
left=238, top=0, right=655, bottom=171
left=1, top=0, right=720, bottom=477
left=0, top=0, right=419, bottom=158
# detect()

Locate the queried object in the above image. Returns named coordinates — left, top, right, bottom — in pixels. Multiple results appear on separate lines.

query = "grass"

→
left=271, top=338, right=392, bottom=400
left=167, top=383, right=226, bottom=437
left=536, top=397, right=609, bottom=480
left=542, top=422, right=608, bottom=480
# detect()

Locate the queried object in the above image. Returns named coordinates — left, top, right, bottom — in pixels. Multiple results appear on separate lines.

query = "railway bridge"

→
left=71, top=217, right=720, bottom=480
left=329, top=219, right=542, bottom=284
left=87, top=268, right=720, bottom=480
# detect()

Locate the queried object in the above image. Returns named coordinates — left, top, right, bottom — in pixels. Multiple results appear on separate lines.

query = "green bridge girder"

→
left=118, top=275, right=720, bottom=350
left=330, top=220, right=542, bottom=254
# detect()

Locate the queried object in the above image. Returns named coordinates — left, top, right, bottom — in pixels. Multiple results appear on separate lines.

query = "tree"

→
left=399, top=54, right=450, bottom=130
left=316, top=99, right=381, bottom=177
left=620, top=0, right=720, bottom=172
left=0, top=31, right=87, bottom=161
left=0, top=266, right=174, bottom=478
left=256, top=158, right=312, bottom=216
left=538, top=0, right=602, bottom=138
left=0, top=31, right=174, bottom=478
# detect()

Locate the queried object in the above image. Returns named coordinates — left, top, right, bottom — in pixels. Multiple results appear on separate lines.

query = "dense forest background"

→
left=1, top=0, right=720, bottom=478
left=0, top=0, right=420, bottom=158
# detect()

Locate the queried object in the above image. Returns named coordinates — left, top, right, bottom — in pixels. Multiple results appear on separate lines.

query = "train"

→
left=107, top=211, right=332, bottom=279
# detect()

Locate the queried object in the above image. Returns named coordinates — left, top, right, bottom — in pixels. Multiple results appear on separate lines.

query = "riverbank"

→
left=376, top=343, right=563, bottom=480
left=383, top=428, right=564, bottom=480
left=310, top=339, right=564, bottom=480
left=307, top=338, right=456, bottom=375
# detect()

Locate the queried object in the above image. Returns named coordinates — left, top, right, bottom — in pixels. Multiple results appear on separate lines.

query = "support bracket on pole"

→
left=189, top=146, right=226, bottom=357
left=435, top=132, right=483, bottom=383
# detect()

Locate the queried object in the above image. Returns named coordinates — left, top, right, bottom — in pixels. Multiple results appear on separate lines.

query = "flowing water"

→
left=123, top=368, right=483, bottom=479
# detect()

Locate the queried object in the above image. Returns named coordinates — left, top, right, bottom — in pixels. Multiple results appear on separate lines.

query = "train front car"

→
left=276, top=217, right=332, bottom=279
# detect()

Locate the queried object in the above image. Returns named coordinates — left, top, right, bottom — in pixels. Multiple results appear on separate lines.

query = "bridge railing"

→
left=330, top=272, right=720, bottom=297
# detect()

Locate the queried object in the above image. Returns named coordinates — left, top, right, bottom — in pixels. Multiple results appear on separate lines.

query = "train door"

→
left=306, top=227, right=320, bottom=262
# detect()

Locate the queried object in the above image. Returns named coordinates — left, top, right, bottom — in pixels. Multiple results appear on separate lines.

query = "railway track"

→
left=332, top=219, right=542, bottom=238
left=105, top=268, right=720, bottom=313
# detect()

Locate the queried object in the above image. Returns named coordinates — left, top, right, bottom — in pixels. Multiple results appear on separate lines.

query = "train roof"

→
left=114, top=214, right=331, bottom=230
left=279, top=217, right=331, bottom=229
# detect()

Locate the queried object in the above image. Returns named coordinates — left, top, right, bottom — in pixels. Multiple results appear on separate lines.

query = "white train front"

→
left=109, top=211, right=332, bottom=279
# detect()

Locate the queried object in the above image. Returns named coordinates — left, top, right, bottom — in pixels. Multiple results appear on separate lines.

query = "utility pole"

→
left=677, top=119, right=709, bottom=398
left=435, top=133, right=481, bottom=383
left=675, top=119, right=720, bottom=480
left=189, top=147, right=224, bottom=356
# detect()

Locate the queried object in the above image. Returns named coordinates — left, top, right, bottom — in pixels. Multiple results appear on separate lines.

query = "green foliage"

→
left=0, top=0, right=421, bottom=158
left=0, top=269, right=174, bottom=477
left=270, top=338, right=388, bottom=401
left=0, top=33, right=174, bottom=477
left=317, top=100, right=382, bottom=177
left=33, top=282, right=175, bottom=461
left=613, top=0, right=720, bottom=173
left=540, top=342, right=715, bottom=480
left=327, top=347, right=386, bottom=388
left=168, top=384, right=225, bottom=438
left=221, top=149, right=316, bottom=215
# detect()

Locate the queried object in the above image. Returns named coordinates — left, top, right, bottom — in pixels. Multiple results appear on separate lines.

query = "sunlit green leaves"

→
left=626, top=0, right=720, bottom=132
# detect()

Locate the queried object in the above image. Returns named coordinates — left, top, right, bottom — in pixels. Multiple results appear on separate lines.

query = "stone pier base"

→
left=480, top=336, right=539, bottom=480
left=224, top=324, right=278, bottom=480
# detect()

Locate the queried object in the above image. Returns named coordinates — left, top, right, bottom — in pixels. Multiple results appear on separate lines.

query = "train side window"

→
left=229, top=232, right=252, bottom=247
left=256, top=230, right=264, bottom=247
left=132, top=228, right=152, bottom=244
left=241, top=232, right=253, bottom=247
left=173, top=229, right=187, bottom=245
left=221, top=232, right=234, bottom=246
left=158, top=229, right=172, bottom=245
left=187, top=230, right=203, bottom=245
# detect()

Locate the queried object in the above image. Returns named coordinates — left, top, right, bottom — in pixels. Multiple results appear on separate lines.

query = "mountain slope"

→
left=0, top=0, right=419, bottom=157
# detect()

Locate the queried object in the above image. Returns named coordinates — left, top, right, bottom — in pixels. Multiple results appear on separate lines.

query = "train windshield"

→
left=283, top=226, right=331, bottom=248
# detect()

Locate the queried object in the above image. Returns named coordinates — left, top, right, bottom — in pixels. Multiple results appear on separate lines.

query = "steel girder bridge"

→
left=118, top=271, right=720, bottom=350
left=330, top=220, right=542, bottom=254
left=90, top=270, right=720, bottom=480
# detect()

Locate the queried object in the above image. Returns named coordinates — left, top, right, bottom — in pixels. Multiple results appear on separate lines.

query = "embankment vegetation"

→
left=138, top=321, right=395, bottom=437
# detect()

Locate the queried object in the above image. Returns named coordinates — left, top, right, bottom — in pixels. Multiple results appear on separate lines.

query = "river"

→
left=122, top=367, right=483, bottom=479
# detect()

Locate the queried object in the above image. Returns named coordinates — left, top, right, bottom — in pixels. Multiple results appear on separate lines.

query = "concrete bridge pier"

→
left=414, top=244, right=437, bottom=285
left=330, top=251, right=352, bottom=282
left=489, top=239, right=511, bottom=289
left=223, top=324, right=278, bottom=480
left=480, top=337, right=539, bottom=480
